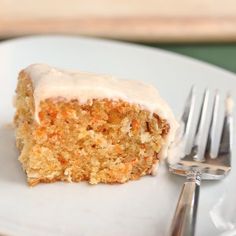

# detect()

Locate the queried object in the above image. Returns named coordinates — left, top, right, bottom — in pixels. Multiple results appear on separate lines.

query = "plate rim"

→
left=0, top=34, right=235, bottom=81
left=0, top=34, right=235, bottom=236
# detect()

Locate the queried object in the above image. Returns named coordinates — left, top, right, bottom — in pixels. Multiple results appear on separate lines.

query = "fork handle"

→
left=170, top=170, right=201, bottom=236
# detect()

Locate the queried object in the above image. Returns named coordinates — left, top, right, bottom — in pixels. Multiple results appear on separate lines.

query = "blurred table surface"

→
left=1, top=0, right=236, bottom=74
left=2, top=0, right=236, bottom=43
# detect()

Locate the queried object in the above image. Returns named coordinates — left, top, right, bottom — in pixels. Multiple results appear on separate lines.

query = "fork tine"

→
left=178, top=86, right=196, bottom=155
left=170, top=90, right=233, bottom=180
left=205, top=90, right=220, bottom=157
left=217, top=94, right=233, bottom=164
left=181, top=86, right=195, bottom=134
left=191, top=89, right=210, bottom=161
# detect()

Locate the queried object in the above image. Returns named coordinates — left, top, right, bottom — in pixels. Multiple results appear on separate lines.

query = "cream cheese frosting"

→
left=24, top=63, right=178, bottom=160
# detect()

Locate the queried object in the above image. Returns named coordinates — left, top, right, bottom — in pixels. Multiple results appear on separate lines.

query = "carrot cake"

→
left=14, top=64, right=178, bottom=186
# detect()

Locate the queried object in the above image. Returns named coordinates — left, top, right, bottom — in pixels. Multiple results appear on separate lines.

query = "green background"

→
left=145, top=44, right=236, bottom=73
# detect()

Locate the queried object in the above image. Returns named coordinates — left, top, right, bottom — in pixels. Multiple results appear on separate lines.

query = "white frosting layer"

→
left=24, top=64, right=178, bottom=160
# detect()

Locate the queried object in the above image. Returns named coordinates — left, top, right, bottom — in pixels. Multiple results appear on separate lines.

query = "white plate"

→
left=0, top=36, right=235, bottom=236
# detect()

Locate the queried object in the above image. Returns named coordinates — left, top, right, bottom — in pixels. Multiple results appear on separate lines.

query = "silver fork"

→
left=168, top=88, right=233, bottom=236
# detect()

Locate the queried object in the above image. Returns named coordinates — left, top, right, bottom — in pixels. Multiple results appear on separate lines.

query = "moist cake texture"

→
left=14, top=64, right=178, bottom=186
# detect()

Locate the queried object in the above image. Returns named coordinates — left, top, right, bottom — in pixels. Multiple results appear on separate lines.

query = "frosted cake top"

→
left=24, top=63, right=179, bottom=159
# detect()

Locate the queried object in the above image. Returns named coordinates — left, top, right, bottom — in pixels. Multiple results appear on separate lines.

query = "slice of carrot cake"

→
left=14, top=64, right=178, bottom=186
